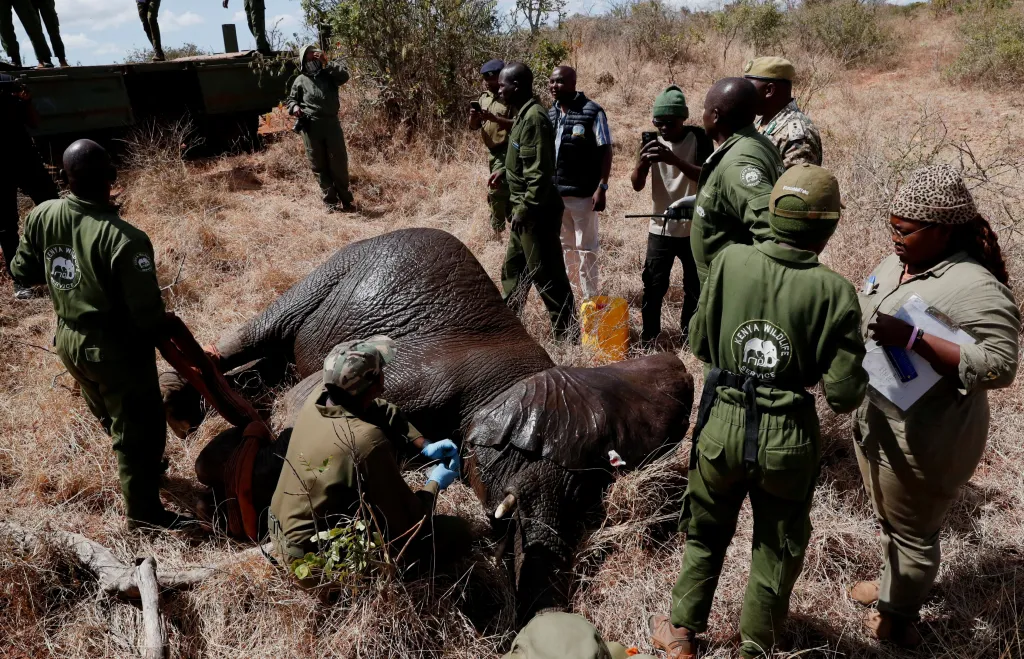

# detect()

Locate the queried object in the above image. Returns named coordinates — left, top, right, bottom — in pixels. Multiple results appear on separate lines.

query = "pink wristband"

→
left=906, top=325, right=919, bottom=351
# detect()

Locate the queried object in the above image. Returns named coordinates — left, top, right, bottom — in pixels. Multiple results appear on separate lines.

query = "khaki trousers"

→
left=853, top=397, right=989, bottom=619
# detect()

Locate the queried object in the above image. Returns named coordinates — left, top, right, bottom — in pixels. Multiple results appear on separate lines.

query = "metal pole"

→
left=222, top=24, right=239, bottom=53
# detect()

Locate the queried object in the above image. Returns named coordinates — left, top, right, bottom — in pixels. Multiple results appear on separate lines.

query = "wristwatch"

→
left=599, top=183, right=609, bottom=191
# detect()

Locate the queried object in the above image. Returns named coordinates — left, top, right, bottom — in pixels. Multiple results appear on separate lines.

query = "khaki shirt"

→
left=11, top=194, right=165, bottom=338
left=691, top=124, right=784, bottom=282
left=691, top=241, right=867, bottom=413
left=479, top=91, right=511, bottom=153
left=855, top=252, right=1019, bottom=463
left=644, top=133, right=698, bottom=238
left=270, top=386, right=434, bottom=558
left=756, top=100, right=822, bottom=169
left=504, top=97, right=562, bottom=223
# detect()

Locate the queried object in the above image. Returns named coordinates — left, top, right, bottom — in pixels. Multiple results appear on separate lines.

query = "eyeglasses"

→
left=889, top=223, right=936, bottom=240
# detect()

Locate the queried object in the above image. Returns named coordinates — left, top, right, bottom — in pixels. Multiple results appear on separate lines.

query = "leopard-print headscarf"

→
left=890, top=164, right=976, bottom=225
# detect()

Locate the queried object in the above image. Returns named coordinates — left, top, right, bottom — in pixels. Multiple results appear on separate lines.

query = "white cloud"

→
left=53, top=0, right=137, bottom=32
left=233, top=10, right=247, bottom=21
left=63, top=33, right=97, bottom=49
left=94, top=42, right=123, bottom=56
left=161, top=11, right=205, bottom=32
left=269, top=13, right=297, bottom=28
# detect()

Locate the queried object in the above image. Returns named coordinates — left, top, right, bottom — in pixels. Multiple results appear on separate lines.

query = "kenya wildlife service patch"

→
left=732, top=320, right=792, bottom=381
left=133, top=252, right=154, bottom=272
left=45, top=245, right=81, bottom=290
left=741, top=166, right=763, bottom=187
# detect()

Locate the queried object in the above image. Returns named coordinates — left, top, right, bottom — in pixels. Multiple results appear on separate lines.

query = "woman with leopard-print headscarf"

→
left=848, top=164, right=1020, bottom=647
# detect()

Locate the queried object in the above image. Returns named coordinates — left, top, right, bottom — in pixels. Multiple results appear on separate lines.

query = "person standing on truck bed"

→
left=222, top=0, right=271, bottom=56
left=287, top=45, right=357, bottom=213
left=0, top=72, right=58, bottom=300
left=0, top=0, right=54, bottom=68
left=135, top=0, right=165, bottom=62
left=31, top=0, right=68, bottom=67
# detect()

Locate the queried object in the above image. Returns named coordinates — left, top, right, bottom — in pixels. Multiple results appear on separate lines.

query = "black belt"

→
left=689, top=367, right=763, bottom=470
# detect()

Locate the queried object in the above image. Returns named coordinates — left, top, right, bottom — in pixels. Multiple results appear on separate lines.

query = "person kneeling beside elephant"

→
left=195, top=335, right=471, bottom=580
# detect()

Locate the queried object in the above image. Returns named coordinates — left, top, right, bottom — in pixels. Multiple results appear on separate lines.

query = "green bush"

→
left=947, top=2, right=1024, bottom=87
left=309, top=0, right=497, bottom=139
left=791, top=0, right=898, bottom=67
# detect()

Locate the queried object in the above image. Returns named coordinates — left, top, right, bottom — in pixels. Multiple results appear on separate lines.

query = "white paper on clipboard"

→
left=863, top=294, right=975, bottom=411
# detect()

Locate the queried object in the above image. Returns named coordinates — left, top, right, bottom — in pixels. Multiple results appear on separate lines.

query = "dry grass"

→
left=3, top=13, right=1024, bottom=658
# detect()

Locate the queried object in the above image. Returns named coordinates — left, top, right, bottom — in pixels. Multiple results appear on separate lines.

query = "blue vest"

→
left=548, top=93, right=603, bottom=198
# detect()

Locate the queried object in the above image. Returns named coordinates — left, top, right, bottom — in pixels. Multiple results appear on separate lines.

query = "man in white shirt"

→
left=630, top=85, right=713, bottom=346
left=548, top=66, right=612, bottom=301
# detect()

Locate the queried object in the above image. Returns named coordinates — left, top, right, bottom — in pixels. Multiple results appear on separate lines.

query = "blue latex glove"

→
left=427, top=454, right=461, bottom=490
left=420, top=439, right=459, bottom=461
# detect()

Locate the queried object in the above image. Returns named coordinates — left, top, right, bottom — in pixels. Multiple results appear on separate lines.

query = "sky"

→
left=3, top=0, right=915, bottom=67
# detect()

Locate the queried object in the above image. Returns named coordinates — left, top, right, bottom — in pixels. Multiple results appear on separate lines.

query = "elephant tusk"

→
left=494, top=493, right=517, bottom=520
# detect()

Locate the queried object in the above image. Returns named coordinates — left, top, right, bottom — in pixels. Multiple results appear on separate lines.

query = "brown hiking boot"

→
left=649, top=614, right=698, bottom=659
left=850, top=580, right=880, bottom=606
left=863, top=610, right=922, bottom=648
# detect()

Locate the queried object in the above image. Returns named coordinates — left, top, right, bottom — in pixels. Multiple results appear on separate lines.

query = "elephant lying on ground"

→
left=163, top=228, right=693, bottom=620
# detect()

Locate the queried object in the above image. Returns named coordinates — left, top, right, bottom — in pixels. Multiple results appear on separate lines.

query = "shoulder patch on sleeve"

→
left=740, top=165, right=764, bottom=187
left=132, top=252, right=155, bottom=272
left=789, top=120, right=806, bottom=140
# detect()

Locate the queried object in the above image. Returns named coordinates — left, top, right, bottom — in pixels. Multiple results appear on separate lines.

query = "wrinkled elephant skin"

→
left=465, top=352, right=693, bottom=616
left=162, top=228, right=694, bottom=621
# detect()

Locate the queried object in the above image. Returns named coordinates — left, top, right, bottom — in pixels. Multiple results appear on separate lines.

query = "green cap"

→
left=743, top=56, right=795, bottom=81
left=652, top=85, right=688, bottom=120
left=322, top=335, right=396, bottom=395
left=768, top=164, right=843, bottom=243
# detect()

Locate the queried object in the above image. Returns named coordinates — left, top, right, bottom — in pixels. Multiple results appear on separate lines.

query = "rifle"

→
left=624, top=194, right=696, bottom=221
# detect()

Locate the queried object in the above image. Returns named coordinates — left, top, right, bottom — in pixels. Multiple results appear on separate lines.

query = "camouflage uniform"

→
left=10, top=194, right=170, bottom=522
left=269, top=336, right=470, bottom=568
left=757, top=99, right=822, bottom=169
left=243, top=0, right=270, bottom=54
left=505, top=611, right=657, bottom=659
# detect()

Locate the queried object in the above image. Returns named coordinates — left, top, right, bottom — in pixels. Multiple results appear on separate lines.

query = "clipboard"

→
left=863, top=294, right=975, bottom=411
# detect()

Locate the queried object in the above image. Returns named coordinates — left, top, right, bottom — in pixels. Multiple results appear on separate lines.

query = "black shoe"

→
left=339, top=202, right=359, bottom=213
left=13, top=285, right=38, bottom=300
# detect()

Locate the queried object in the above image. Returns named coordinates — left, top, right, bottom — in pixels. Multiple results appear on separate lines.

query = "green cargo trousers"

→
left=301, top=118, right=353, bottom=206
left=243, top=0, right=270, bottom=53
left=136, top=0, right=162, bottom=58
left=487, top=150, right=510, bottom=232
left=853, top=401, right=988, bottom=620
left=55, top=325, right=168, bottom=521
left=0, top=0, right=51, bottom=67
left=672, top=400, right=820, bottom=658
left=31, top=0, right=63, bottom=61
left=501, top=210, right=576, bottom=341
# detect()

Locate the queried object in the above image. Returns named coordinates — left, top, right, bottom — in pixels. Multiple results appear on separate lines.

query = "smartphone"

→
left=470, top=101, right=482, bottom=112
left=642, top=131, right=658, bottom=146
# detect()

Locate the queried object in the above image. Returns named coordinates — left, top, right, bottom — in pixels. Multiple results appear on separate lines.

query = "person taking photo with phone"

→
left=631, top=85, right=713, bottom=346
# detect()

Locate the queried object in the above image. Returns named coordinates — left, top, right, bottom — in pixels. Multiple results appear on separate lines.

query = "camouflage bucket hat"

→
left=323, top=335, right=396, bottom=395
left=890, top=164, right=977, bottom=225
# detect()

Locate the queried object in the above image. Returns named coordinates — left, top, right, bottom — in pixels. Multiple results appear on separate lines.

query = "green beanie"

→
left=768, top=164, right=842, bottom=244
left=652, top=85, right=688, bottom=120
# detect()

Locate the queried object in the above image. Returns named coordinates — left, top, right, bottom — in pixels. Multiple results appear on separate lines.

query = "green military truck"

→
left=7, top=47, right=293, bottom=164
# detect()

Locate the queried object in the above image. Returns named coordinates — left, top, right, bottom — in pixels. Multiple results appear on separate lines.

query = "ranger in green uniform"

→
left=287, top=45, right=356, bottom=212
left=268, top=336, right=470, bottom=573
left=493, top=61, right=576, bottom=341
left=470, top=58, right=513, bottom=234
left=650, top=165, right=868, bottom=659
left=31, top=0, right=67, bottom=67
left=222, top=0, right=271, bottom=55
left=505, top=611, right=656, bottom=659
left=691, top=77, right=784, bottom=283
left=10, top=140, right=185, bottom=528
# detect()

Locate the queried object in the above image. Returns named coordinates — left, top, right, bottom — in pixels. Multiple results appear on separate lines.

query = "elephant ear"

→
left=466, top=352, right=694, bottom=472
